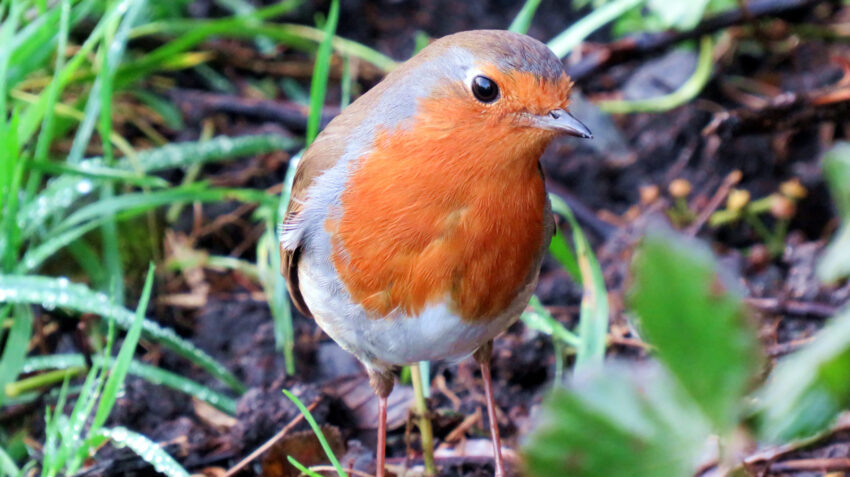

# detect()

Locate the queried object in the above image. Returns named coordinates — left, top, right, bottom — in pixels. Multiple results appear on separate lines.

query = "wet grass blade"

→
left=306, top=0, right=340, bottom=145
left=19, top=134, right=294, bottom=238
left=95, top=427, right=190, bottom=477
left=283, top=389, right=347, bottom=477
left=91, top=262, right=154, bottom=432
left=21, top=354, right=237, bottom=414
left=0, top=275, right=246, bottom=393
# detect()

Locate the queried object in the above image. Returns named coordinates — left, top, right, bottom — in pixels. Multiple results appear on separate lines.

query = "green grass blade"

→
left=0, top=275, right=246, bottom=393
left=91, top=262, right=155, bottom=432
left=0, top=0, right=24, bottom=116
left=0, top=305, right=33, bottom=407
left=306, top=0, right=339, bottom=145
left=95, top=427, right=190, bottom=477
left=66, top=0, right=143, bottom=165
left=818, top=142, right=850, bottom=283
left=549, top=194, right=608, bottom=369
left=52, top=185, right=276, bottom=235
left=547, top=0, right=644, bottom=58
left=508, top=0, right=542, bottom=34
left=287, top=456, right=324, bottom=477
left=282, top=389, right=347, bottom=477
left=25, top=0, right=71, bottom=199
left=522, top=295, right=581, bottom=348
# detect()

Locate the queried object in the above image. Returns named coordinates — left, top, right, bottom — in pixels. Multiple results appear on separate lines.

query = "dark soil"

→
left=6, top=0, right=850, bottom=476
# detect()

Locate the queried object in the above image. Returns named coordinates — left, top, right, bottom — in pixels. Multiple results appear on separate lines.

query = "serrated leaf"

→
left=757, top=308, right=850, bottom=442
left=630, top=229, right=761, bottom=431
left=523, top=363, right=710, bottom=477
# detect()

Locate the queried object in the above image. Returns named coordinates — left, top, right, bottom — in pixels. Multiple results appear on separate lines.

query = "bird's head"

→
left=361, top=30, right=591, bottom=160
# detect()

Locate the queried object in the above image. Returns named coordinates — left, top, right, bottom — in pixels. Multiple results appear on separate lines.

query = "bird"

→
left=280, top=29, right=591, bottom=477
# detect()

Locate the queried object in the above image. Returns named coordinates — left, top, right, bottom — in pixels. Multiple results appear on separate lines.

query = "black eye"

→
left=471, top=75, right=499, bottom=103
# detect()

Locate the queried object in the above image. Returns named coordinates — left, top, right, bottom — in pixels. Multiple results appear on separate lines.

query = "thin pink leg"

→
left=377, top=394, right=388, bottom=477
left=480, top=358, right=505, bottom=477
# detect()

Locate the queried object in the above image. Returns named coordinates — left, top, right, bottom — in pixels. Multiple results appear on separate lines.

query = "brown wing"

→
left=280, top=99, right=374, bottom=318
left=280, top=131, right=345, bottom=318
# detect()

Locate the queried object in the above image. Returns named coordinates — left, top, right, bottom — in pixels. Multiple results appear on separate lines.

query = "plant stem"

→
left=410, top=363, right=436, bottom=476
left=5, top=366, right=87, bottom=397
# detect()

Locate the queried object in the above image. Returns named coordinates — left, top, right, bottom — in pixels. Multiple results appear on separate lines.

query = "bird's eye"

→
left=471, top=75, right=499, bottom=103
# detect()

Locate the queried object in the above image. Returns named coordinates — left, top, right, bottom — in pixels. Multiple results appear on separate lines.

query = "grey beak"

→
left=544, top=109, right=593, bottom=138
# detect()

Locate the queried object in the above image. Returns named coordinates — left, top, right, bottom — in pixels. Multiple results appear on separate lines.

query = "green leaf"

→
left=630, top=229, right=761, bottom=431
left=818, top=142, right=850, bottom=284
left=757, top=308, right=850, bottom=442
left=523, top=363, right=710, bottom=477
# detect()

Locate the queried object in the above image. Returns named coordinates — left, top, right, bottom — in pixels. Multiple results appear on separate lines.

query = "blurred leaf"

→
left=524, top=363, right=710, bottom=477
left=547, top=0, right=643, bottom=58
left=509, top=0, right=542, bottom=34
left=630, top=229, right=761, bottom=431
left=757, top=308, right=850, bottom=442
left=648, top=0, right=710, bottom=30
left=818, top=142, right=850, bottom=284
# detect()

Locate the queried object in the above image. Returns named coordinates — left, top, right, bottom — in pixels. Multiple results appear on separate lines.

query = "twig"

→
left=224, top=400, right=318, bottom=477
left=769, top=458, right=850, bottom=472
left=686, top=170, right=742, bottom=236
left=566, top=0, right=831, bottom=83
left=703, top=71, right=850, bottom=138
left=745, top=297, right=838, bottom=317
left=168, top=89, right=339, bottom=133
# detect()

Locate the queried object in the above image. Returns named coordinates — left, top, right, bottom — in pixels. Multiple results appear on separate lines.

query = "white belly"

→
left=297, top=250, right=536, bottom=372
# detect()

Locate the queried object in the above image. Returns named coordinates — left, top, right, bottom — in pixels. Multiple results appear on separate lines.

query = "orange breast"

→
left=326, top=94, right=549, bottom=321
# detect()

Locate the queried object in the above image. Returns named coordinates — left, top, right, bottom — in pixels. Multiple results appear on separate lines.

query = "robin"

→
left=281, top=30, right=591, bottom=477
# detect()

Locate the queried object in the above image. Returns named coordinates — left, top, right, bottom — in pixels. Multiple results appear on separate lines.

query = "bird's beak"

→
left=538, top=109, right=593, bottom=138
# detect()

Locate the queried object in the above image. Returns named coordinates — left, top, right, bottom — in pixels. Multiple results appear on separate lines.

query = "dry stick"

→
left=224, top=400, right=318, bottom=477
left=769, top=458, right=850, bottom=472
left=309, top=465, right=375, bottom=477
left=410, top=364, right=437, bottom=476
left=566, top=0, right=831, bottom=83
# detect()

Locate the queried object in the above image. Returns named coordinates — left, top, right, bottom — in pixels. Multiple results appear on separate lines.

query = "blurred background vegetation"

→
left=0, top=0, right=849, bottom=476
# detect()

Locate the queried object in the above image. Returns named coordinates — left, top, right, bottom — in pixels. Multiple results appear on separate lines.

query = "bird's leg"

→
left=368, top=369, right=394, bottom=477
left=474, top=341, right=505, bottom=477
